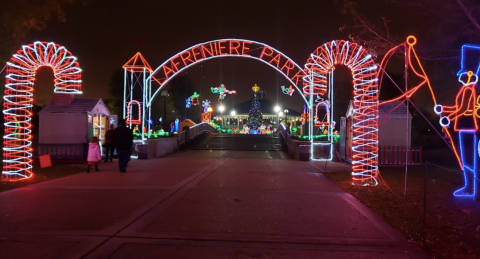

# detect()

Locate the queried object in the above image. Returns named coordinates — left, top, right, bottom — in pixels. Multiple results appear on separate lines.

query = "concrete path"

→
left=0, top=150, right=430, bottom=259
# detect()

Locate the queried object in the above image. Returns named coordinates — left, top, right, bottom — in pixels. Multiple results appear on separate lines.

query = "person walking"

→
left=104, top=124, right=115, bottom=162
left=113, top=118, right=133, bottom=173
left=87, top=136, right=102, bottom=173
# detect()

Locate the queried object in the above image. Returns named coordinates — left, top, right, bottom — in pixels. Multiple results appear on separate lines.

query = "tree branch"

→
left=456, top=0, right=480, bottom=33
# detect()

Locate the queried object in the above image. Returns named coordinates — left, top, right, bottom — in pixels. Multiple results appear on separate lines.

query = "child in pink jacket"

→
left=87, top=136, right=102, bottom=173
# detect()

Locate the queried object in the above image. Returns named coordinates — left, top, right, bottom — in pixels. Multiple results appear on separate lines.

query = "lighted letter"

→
left=218, top=40, right=228, bottom=55
left=242, top=41, right=252, bottom=56
left=180, top=51, right=194, bottom=66
left=191, top=46, right=203, bottom=61
left=229, top=40, right=241, bottom=55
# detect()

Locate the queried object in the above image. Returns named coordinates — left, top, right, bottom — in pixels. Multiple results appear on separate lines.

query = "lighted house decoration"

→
left=38, top=94, right=111, bottom=158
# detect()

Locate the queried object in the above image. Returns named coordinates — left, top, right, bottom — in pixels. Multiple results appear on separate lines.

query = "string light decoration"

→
left=379, top=36, right=480, bottom=197
left=435, top=70, right=478, bottom=197
left=379, top=36, right=462, bottom=170
left=2, top=41, right=82, bottom=181
left=304, top=40, right=379, bottom=185
left=191, top=92, right=200, bottom=105
left=126, top=100, right=142, bottom=125
left=314, top=100, right=330, bottom=127
left=146, top=39, right=309, bottom=107
left=248, top=84, right=264, bottom=129
left=131, top=38, right=384, bottom=185
left=202, top=100, right=211, bottom=113
left=186, top=92, right=201, bottom=108
left=281, top=85, right=295, bottom=96
left=301, top=104, right=310, bottom=124
left=211, top=84, right=237, bottom=104
left=202, top=100, right=212, bottom=122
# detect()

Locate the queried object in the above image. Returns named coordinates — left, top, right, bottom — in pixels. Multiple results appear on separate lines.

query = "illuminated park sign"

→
left=148, top=39, right=307, bottom=105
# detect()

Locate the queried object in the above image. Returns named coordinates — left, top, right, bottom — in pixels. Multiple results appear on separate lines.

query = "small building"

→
left=341, top=100, right=412, bottom=161
left=38, top=93, right=111, bottom=158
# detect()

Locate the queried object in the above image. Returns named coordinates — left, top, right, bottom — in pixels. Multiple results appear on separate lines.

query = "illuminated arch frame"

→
left=304, top=40, right=379, bottom=185
left=147, top=39, right=309, bottom=107
left=140, top=38, right=379, bottom=185
left=3, top=41, right=82, bottom=181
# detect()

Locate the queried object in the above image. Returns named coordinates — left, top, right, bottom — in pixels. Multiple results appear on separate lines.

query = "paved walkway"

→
left=0, top=150, right=430, bottom=259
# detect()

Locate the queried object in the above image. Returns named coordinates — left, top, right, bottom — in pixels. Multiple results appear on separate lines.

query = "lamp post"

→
left=284, top=109, right=289, bottom=122
left=274, top=105, right=281, bottom=125
left=219, top=105, right=225, bottom=127
left=161, top=90, right=169, bottom=128
left=230, top=110, right=236, bottom=129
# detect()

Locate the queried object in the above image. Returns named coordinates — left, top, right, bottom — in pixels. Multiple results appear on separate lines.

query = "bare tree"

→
left=0, top=0, right=90, bottom=64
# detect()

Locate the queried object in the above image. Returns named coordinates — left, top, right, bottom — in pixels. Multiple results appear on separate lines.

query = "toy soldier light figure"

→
left=435, top=70, right=478, bottom=197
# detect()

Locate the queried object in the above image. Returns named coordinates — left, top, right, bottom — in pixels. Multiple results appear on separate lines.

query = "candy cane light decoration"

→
left=126, top=100, right=142, bottom=126
left=304, top=40, right=379, bottom=185
left=3, top=41, right=82, bottom=181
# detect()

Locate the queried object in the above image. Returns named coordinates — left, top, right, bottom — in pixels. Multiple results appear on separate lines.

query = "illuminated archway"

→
left=3, top=41, right=82, bottom=181
left=304, top=40, right=379, bottom=185
left=147, top=39, right=308, bottom=107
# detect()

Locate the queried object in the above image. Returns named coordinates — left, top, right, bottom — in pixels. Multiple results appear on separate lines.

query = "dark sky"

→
left=29, top=0, right=360, bottom=116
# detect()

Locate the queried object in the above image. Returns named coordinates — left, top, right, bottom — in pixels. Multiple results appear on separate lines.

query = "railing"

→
left=178, top=122, right=218, bottom=145
left=37, top=143, right=86, bottom=158
left=276, top=123, right=289, bottom=146
left=379, top=146, right=422, bottom=165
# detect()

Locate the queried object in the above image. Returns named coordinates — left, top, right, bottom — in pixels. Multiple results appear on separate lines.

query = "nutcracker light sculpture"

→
left=434, top=44, right=480, bottom=198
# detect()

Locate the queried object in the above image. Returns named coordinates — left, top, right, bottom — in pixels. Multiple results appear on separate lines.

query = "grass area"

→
left=0, top=162, right=86, bottom=193
left=324, top=165, right=480, bottom=259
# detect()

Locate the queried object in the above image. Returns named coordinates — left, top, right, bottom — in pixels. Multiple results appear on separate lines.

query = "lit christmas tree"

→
left=248, top=84, right=264, bottom=129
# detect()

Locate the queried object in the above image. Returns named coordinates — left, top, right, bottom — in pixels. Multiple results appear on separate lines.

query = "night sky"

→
left=28, top=0, right=373, bottom=117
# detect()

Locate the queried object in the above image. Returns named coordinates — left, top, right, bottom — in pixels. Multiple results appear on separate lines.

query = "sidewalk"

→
left=0, top=150, right=430, bottom=259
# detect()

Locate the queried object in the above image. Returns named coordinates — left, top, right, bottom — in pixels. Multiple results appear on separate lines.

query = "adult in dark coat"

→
left=103, top=124, right=115, bottom=162
left=112, top=118, right=134, bottom=173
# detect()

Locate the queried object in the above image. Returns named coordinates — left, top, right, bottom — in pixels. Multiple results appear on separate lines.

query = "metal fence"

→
left=37, top=143, right=86, bottom=158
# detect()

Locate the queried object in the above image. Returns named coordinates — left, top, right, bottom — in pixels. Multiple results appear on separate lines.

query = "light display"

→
left=191, top=92, right=200, bottom=105
left=248, top=85, right=264, bottom=129
left=314, top=100, right=330, bottom=127
left=185, top=92, right=200, bottom=108
left=122, top=52, right=153, bottom=140
left=435, top=70, right=478, bottom=197
left=281, top=85, right=295, bottom=96
left=304, top=40, right=379, bottom=185
left=125, top=38, right=383, bottom=185
left=146, top=39, right=309, bottom=107
left=211, top=84, right=236, bottom=104
left=202, top=112, right=211, bottom=122
left=170, top=118, right=179, bottom=133
left=379, top=36, right=479, bottom=197
left=202, top=100, right=212, bottom=122
left=126, top=100, right=142, bottom=125
left=3, top=41, right=82, bottom=181
left=202, top=100, right=211, bottom=113
left=301, top=104, right=310, bottom=124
